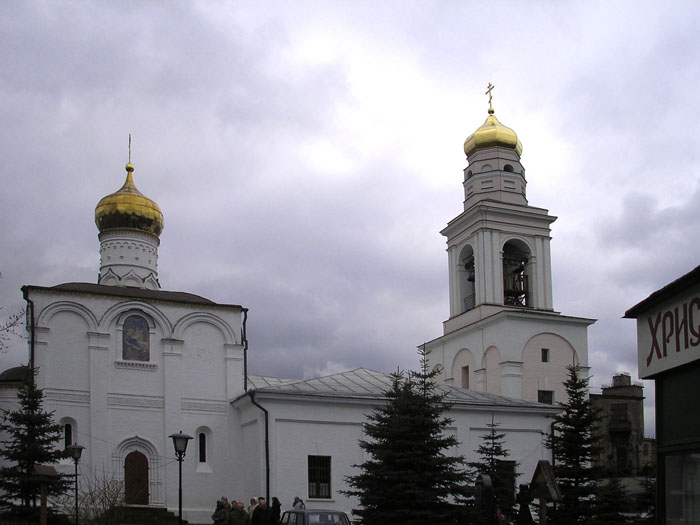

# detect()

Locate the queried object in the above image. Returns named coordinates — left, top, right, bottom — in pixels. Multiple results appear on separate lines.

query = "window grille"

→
left=308, top=455, right=331, bottom=498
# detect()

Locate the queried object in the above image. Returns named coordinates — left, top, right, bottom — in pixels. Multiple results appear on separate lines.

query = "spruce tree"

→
left=546, top=364, right=601, bottom=524
left=344, top=353, right=470, bottom=525
left=591, top=477, right=628, bottom=525
left=0, top=368, right=70, bottom=519
left=468, top=415, right=518, bottom=520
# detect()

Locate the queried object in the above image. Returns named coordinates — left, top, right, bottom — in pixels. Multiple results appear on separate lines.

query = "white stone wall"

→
left=425, top=311, right=592, bottom=403
left=233, top=394, right=556, bottom=517
left=19, top=287, right=243, bottom=523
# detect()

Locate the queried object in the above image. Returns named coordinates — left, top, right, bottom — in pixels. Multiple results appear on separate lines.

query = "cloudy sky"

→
left=2, top=1, right=699, bottom=435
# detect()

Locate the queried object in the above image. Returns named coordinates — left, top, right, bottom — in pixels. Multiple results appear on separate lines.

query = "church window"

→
left=481, top=164, right=492, bottom=172
left=467, top=170, right=473, bottom=179
left=504, top=164, right=514, bottom=172
left=122, top=315, right=150, bottom=361
left=198, top=432, right=206, bottom=463
left=538, top=390, right=554, bottom=404
left=64, top=423, right=73, bottom=449
left=308, top=455, right=331, bottom=498
left=504, top=180, right=516, bottom=190
left=481, top=180, right=494, bottom=189
left=541, top=348, right=550, bottom=362
left=461, top=366, right=470, bottom=389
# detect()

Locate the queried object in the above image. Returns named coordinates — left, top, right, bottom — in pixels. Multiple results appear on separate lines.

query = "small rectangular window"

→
left=308, top=455, right=331, bottom=498
left=611, top=403, right=628, bottom=420
left=541, top=348, right=550, bottom=362
left=461, top=366, right=470, bottom=389
left=504, top=180, right=516, bottom=190
left=64, top=423, right=73, bottom=449
left=538, top=390, right=554, bottom=404
left=198, top=433, right=206, bottom=463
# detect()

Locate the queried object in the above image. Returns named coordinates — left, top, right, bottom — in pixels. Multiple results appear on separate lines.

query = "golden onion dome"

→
left=464, top=108, right=522, bottom=158
left=95, top=163, right=164, bottom=237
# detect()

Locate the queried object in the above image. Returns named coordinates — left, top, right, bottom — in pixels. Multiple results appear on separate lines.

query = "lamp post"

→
left=169, top=431, right=192, bottom=525
left=64, top=444, right=85, bottom=525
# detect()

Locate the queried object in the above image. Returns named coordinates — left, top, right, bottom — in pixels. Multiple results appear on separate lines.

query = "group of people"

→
left=212, top=495, right=306, bottom=525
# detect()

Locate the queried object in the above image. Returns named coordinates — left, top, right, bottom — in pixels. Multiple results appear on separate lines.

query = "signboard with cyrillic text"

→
left=636, top=285, right=700, bottom=379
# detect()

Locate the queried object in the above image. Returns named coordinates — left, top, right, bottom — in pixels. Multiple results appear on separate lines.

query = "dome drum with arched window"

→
left=462, top=107, right=527, bottom=208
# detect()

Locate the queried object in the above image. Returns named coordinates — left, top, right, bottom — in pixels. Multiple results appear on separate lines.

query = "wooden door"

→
left=124, top=451, right=149, bottom=504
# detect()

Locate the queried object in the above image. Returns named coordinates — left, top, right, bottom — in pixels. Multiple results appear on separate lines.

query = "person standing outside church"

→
left=228, top=501, right=249, bottom=525
left=251, top=497, right=276, bottom=525
left=248, top=497, right=258, bottom=515
left=271, top=497, right=281, bottom=523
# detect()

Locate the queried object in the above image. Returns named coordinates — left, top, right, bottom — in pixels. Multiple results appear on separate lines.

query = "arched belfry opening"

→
left=502, top=239, right=531, bottom=307
left=458, top=245, right=476, bottom=312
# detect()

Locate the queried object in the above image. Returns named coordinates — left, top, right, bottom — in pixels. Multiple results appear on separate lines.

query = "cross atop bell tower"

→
left=485, top=82, right=494, bottom=110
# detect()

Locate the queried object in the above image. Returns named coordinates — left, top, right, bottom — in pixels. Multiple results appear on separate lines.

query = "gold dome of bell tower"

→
left=463, top=83, right=522, bottom=158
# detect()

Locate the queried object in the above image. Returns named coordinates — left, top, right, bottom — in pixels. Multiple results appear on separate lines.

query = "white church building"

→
left=0, top=102, right=589, bottom=523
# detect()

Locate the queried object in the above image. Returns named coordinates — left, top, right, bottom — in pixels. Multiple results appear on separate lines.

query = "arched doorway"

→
left=124, top=451, right=149, bottom=504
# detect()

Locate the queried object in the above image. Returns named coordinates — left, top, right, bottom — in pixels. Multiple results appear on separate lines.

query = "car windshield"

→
left=306, top=511, right=350, bottom=525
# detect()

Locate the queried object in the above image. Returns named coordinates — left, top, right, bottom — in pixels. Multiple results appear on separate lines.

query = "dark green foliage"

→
left=546, top=364, right=601, bottom=524
left=344, top=352, right=470, bottom=525
left=633, top=473, right=656, bottom=524
left=0, top=369, right=70, bottom=519
left=591, top=477, right=628, bottom=525
left=468, top=415, right=518, bottom=521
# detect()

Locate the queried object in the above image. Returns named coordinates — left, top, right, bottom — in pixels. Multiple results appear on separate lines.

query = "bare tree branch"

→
left=0, top=272, right=25, bottom=353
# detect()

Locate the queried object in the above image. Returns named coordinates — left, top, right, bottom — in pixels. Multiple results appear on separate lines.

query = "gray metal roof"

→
left=0, top=365, right=29, bottom=384
left=248, top=368, right=558, bottom=411
left=22, top=283, right=243, bottom=310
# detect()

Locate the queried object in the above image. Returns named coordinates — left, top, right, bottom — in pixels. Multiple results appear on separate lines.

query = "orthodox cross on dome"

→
left=128, top=133, right=132, bottom=163
left=485, top=82, right=495, bottom=111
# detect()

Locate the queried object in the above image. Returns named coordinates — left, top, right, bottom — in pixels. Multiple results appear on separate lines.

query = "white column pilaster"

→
left=500, top=361, right=523, bottom=399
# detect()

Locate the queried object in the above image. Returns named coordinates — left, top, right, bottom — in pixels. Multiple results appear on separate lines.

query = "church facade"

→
left=0, top=102, right=578, bottom=522
left=424, top=103, right=594, bottom=405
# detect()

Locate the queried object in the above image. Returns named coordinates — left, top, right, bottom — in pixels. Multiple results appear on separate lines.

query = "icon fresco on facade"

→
left=123, top=315, right=150, bottom=361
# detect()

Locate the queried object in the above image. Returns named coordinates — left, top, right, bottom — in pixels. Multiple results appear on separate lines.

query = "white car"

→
left=280, top=509, right=352, bottom=525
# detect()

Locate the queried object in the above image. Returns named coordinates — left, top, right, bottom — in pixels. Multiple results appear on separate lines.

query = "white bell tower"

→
left=424, top=86, right=594, bottom=404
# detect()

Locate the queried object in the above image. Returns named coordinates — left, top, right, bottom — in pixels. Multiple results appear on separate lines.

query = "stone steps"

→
left=99, top=505, right=187, bottom=525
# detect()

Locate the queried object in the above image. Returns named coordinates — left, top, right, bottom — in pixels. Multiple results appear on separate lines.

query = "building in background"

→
left=590, top=373, right=655, bottom=476
left=625, top=265, right=700, bottom=524
left=424, top=101, right=595, bottom=405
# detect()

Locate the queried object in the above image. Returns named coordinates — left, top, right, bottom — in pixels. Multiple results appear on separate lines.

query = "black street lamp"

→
left=169, top=431, right=192, bottom=525
left=64, top=444, right=85, bottom=525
